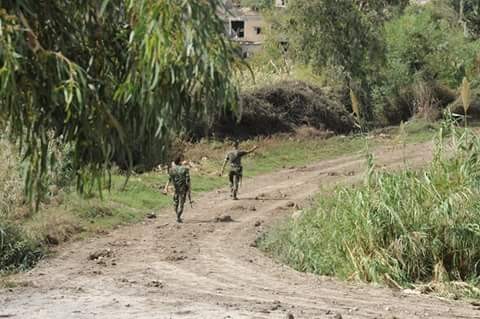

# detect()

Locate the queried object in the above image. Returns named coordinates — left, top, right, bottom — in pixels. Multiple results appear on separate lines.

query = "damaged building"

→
left=223, top=0, right=287, bottom=58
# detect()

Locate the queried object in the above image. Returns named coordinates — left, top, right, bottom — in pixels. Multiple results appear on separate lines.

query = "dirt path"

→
left=2, top=142, right=479, bottom=319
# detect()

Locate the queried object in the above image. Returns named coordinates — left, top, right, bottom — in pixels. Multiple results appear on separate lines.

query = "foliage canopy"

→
left=0, top=0, right=239, bottom=201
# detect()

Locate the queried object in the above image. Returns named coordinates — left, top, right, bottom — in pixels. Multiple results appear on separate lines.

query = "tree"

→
left=449, top=0, right=480, bottom=38
left=282, top=0, right=408, bottom=120
left=0, top=0, right=239, bottom=201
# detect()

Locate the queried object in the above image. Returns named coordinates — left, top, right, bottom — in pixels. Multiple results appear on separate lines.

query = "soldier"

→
left=163, top=156, right=191, bottom=223
left=220, top=141, right=258, bottom=200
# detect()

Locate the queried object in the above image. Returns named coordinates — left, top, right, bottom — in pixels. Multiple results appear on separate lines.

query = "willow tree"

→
left=0, top=0, right=238, bottom=200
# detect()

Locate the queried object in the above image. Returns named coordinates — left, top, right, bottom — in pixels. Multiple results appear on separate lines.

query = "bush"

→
left=373, top=3, right=480, bottom=124
left=261, top=120, right=480, bottom=287
left=0, top=221, right=43, bottom=273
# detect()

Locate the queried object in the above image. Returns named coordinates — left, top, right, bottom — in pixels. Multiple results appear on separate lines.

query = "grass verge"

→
left=260, top=120, right=480, bottom=299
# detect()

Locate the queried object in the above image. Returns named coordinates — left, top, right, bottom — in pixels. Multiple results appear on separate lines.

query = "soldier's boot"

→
left=176, top=208, right=183, bottom=223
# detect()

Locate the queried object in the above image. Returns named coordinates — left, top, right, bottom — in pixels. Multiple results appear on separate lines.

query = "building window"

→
left=231, top=20, right=245, bottom=38
left=280, top=41, right=289, bottom=52
left=254, top=27, right=262, bottom=35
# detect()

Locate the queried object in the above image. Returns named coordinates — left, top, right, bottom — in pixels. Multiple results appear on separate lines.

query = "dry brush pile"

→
left=209, top=81, right=356, bottom=139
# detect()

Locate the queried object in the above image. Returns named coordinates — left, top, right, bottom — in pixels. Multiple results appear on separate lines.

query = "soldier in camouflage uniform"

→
left=220, top=141, right=258, bottom=200
left=163, top=156, right=191, bottom=223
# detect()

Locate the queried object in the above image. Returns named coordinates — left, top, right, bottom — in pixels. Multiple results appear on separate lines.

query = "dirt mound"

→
left=211, top=81, right=355, bottom=139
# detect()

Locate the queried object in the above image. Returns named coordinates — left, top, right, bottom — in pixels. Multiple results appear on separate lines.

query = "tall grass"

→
left=0, top=137, right=23, bottom=217
left=261, top=118, right=480, bottom=288
left=0, top=137, right=44, bottom=273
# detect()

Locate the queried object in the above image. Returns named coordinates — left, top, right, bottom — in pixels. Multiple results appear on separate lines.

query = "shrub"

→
left=0, top=221, right=43, bottom=273
left=373, top=3, right=480, bottom=124
left=261, top=120, right=480, bottom=287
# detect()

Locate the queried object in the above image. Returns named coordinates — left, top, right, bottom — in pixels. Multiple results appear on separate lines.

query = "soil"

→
left=2, top=142, right=479, bottom=319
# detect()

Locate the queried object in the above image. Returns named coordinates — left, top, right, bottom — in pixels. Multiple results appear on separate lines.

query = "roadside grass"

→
left=1, top=120, right=437, bottom=275
left=260, top=120, right=480, bottom=299
left=187, top=134, right=369, bottom=177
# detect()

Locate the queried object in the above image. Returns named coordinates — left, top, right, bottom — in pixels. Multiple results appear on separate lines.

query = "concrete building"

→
left=223, top=1, right=287, bottom=58
left=222, top=0, right=428, bottom=58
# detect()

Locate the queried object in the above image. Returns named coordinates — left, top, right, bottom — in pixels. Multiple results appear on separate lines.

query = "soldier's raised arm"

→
left=246, top=145, right=258, bottom=154
left=239, top=145, right=258, bottom=157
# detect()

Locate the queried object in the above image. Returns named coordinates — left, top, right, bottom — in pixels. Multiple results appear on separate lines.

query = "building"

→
left=223, top=1, right=287, bottom=58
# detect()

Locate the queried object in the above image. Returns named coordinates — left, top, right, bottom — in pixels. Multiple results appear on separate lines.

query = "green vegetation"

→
left=373, top=2, right=480, bottom=124
left=240, top=0, right=273, bottom=10
left=0, top=221, right=43, bottom=273
left=1, top=124, right=436, bottom=273
left=260, top=118, right=480, bottom=295
left=0, top=0, right=239, bottom=201
left=251, top=0, right=480, bottom=126
left=3, top=1, right=480, bottom=295
left=448, top=0, right=480, bottom=38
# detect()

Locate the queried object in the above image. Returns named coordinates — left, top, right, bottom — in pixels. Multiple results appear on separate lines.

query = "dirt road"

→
left=2, top=142, right=479, bottom=319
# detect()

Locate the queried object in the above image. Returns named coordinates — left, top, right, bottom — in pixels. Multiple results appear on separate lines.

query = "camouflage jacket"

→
left=168, top=165, right=190, bottom=192
left=225, top=150, right=248, bottom=173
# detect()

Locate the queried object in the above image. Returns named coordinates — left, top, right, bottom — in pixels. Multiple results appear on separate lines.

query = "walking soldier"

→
left=220, top=141, right=258, bottom=200
left=163, top=156, right=191, bottom=223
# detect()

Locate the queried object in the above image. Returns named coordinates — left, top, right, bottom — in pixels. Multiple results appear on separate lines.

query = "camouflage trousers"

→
left=229, top=170, right=242, bottom=199
left=173, top=190, right=187, bottom=221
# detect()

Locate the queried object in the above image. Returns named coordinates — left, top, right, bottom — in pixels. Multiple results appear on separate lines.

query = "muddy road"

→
left=2, top=142, right=479, bottom=318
